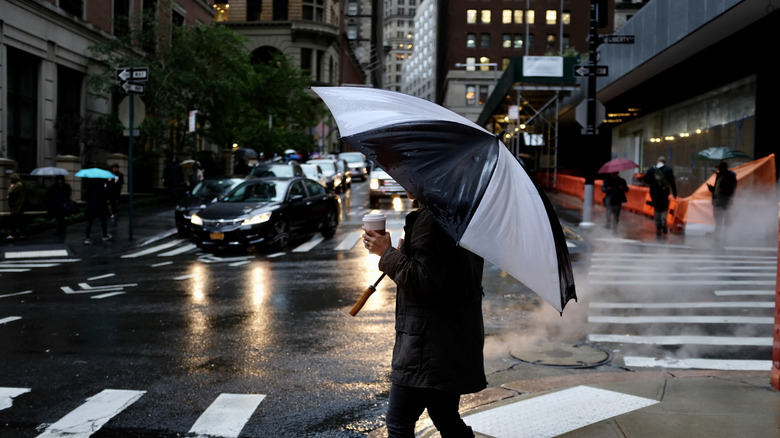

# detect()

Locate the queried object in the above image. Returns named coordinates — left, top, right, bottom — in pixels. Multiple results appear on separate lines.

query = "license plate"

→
left=210, top=232, right=224, bottom=240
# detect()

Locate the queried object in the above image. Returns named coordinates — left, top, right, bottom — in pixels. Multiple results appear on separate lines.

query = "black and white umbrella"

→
left=313, top=87, right=576, bottom=313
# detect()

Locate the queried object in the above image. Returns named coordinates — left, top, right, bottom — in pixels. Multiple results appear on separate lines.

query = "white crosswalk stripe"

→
left=586, top=248, right=776, bottom=371
left=0, top=387, right=267, bottom=437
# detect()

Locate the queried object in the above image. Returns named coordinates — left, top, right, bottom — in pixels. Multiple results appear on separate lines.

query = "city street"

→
left=1, top=182, right=777, bottom=437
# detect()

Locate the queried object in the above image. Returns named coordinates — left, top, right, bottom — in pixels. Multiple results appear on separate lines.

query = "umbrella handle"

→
left=349, top=285, right=376, bottom=316
left=349, top=273, right=386, bottom=316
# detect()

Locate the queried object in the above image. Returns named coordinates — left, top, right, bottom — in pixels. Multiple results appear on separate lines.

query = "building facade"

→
left=401, top=0, right=435, bottom=101
left=382, top=0, right=416, bottom=92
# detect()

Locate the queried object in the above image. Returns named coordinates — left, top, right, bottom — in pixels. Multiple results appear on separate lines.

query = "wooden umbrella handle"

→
left=349, top=285, right=376, bottom=316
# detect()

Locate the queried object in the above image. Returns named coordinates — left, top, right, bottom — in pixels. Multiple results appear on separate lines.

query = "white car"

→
left=300, top=163, right=328, bottom=187
left=338, top=152, right=369, bottom=182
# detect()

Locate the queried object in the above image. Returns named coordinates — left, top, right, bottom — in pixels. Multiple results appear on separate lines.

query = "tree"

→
left=88, top=20, right=323, bottom=159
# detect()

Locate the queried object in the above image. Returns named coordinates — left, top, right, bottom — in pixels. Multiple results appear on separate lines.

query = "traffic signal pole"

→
left=580, top=0, right=601, bottom=228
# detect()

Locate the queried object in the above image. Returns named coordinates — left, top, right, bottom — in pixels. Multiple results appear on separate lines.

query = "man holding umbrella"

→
left=363, top=190, right=486, bottom=437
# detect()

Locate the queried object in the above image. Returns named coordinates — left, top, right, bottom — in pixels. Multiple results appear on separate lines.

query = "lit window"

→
left=546, top=10, right=556, bottom=25
left=513, top=10, right=523, bottom=23
left=465, top=57, right=476, bottom=70
left=479, top=56, right=490, bottom=69
left=502, top=34, right=512, bottom=48
left=546, top=34, right=556, bottom=50
left=526, top=10, right=535, bottom=24
left=513, top=35, right=523, bottom=49
left=466, top=33, right=476, bottom=48
left=562, top=12, right=571, bottom=25
left=466, top=85, right=477, bottom=105
left=502, top=10, right=512, bottom=24
left=481, top=10, right=491, bottom=24
left=467, top=9, right=477, bottom=23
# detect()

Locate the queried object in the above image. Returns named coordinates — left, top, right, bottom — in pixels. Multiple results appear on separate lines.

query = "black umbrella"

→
left=233, top=148, right=259, bottom=158
left=314, top=87, right=576, bottom=313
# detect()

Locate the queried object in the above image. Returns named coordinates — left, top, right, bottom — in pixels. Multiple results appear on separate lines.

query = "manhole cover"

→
left=510, top=341, right=611, bottom=368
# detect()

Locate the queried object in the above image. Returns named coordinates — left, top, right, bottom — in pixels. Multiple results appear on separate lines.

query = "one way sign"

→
left=116, top=67, right=149, bottom=83
left=574, top=65, right=608, bottom=77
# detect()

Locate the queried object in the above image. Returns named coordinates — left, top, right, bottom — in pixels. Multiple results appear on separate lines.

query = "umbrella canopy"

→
left=313, top=86, right=576, bottom=313
left=76, top=168, right=115, bottom=179
left=696, top=147, right=750, bottom=160
left=597, top=158, right=639, bottom=174
left=233, top=148, right=259, bottom=158
left=30, top=166, right=70, bottom=176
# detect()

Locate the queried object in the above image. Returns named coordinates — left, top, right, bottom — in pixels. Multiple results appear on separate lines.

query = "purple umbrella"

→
left=597, top=158, right=639, bottom=174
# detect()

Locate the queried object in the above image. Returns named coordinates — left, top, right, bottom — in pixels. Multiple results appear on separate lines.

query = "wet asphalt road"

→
left=2, top=181, right=775, bottom=437
left=0, top=182, right=538, bottom=437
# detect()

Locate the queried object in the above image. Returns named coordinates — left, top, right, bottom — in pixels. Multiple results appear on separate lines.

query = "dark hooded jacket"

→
left=378, top=206, right=487, bottom=395
left=643, top=165, right=677, bottom=210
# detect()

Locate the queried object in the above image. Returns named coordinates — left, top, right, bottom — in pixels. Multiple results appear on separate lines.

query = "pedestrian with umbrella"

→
left=707, top=160, right=738, bottom=237
left=597, top=159, right=636, bottom=233
left=314, top=86, right=576, bottom=437
left=6, top=173, right=25, bottom=240
left=82, top=178, right=112, bottom=245
left=643, top=156, right=678, bottom=238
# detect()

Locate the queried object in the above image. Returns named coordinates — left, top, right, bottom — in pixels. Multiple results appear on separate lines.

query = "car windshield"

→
left=223, top=181, right=286, bottom=203
left=191, top=179, right=241, bottom=197
left=250, top=165, right=296, bottom=177
left=339, top=152, right=364, bottom=163
left=300, top=165, right=319, bottom=179
left=313, top=161, right=336, bottom=175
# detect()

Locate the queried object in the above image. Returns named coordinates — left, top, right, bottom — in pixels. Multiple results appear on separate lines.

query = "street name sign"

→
left=574, top=65, right=608, bottom=77
left=121, top=82, right=145, bottom=95
left=600, top=35, right=635, bottom=44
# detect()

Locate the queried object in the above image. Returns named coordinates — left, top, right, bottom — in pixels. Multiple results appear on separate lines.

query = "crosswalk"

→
left=121, top=229, right=406, bottom=259
left=0, top=387, right=265, bottom=438
left=585, top=247, right=776, bottom=371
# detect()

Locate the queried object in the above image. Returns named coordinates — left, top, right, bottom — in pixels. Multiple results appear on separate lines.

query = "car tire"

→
left=269, top=220, right=290, bottom=250
left=320, top=210, right=339, bottom=238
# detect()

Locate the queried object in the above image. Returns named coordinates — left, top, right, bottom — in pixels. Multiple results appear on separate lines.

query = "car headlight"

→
left=242, top=212, right=272, bottom=226
left=191, top=214, right=202, bottom=226
left=370, top=178, right=380, bottom=190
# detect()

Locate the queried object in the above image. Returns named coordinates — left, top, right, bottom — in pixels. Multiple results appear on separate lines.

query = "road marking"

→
left=0, top=290, right=33, bottom=298
left=623, top=356, right=771, bottom=371
left=0, top=317, right=22, bottom=325
left=0, top=263, right=60, bottom=268
left=464, top=386, right=657, bottom=438
left=229, top=260, right=251, bottom=267
left=588, top=279, right=775, bottom=286
left=121, top=240, right=186, bottom=258
left=188, top=393, right=266, bottom=438
left=588, top=315, right=774, bottom=324
left=588, top=334, right=772, bottom=346
left=589, top=301, right=774, bottom=309
left=0, top=268, right=31, bottom=273
left=335, top=232, right=361, bottom=250
left=36, top=389, right=145, bottom=438
left=293, top=235, right=325, bottom=252
left=174, top=274, right=194, bottom=280
left=88, top=273, right=116, bottom=281
left=158, top=243, right=197, bottom=256
left=0, top=387, right=30, bottom=411
left=78, top=282, right=138, bottom=290
left=4, top=249, right=69, bottom=259
left=714, top=289, right=775, bottom=296
left=151, top=261, right=174, bottom=267
left=90, top=292, right=126, bottom=299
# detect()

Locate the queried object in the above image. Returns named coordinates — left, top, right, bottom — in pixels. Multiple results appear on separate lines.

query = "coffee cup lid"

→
left=362, top=213, right=386, bottom=221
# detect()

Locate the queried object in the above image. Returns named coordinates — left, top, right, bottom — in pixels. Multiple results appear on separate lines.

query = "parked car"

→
left=189, top=177, right=341, bottom=251
left=174, top=176, right=244, bottom=236
left=369, top=163, right=406, bottom=208
left=300, top=163, right=328, bottom=188
left=249, top=162, right=303, bottom=178
left=308, top=159, right=344, bottom=193
left=338, top=152, right=369, bottom=181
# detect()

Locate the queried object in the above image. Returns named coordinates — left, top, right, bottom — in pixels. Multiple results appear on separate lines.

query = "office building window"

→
left=7, top=48, right=39, bottom=172
left=526, top=10, right=535, bottom=24
left=60, top=0, right=83, bottom=17
left=466, top=33, right=476, bottom=48
left=502, top=10, right=512, bottom=24
left=547, top=34, right=556, bottom=50
left=346, top=1, right=358, bottom=15
left=467, top=9, right=477, bottom=24
left=303, top=0, right=324, bottom=22
left=562, top=11, right=571, bottom=25
left=466, top=85, right=477, bottom=105
left=480, top=34, right=490, bottom=48
left=478, top=86, right=488, bottom=105
left=514, top=10, right=523, bottom=23
left=465, top=57, right=476, bottom=70
left=347, top=25, right=357, bottom=39
left=502, top=34, right=512, bottom=48
left=546, top=10, right=557, bottom=25
left=273, top=0, right=289, bottom=20
left=57, top=65, right=83, bottom=157
left=114, top=0, right=130, bottom=37
left=502, top=58, right=511, bottom=70
left=481, top=10, right=491, bottom=24
left=247, top=0, right=262, bottom=21
left=513, top=35, right=523, bottom=49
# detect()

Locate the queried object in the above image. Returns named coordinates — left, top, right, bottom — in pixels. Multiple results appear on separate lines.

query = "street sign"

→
left=121, top=82, right=145, bottom=95
left=574, top=65, right=609, bottom=77
left=600, top=35, right=635, bottom=44
left=575, top=99, right=605, bottom=132
left=118, top=96, right=145, bottom=128
left=116, top=67, right=149, bottom=82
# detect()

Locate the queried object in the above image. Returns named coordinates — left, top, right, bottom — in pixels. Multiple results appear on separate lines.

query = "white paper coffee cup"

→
left=363, top=213, right=386, bottom=235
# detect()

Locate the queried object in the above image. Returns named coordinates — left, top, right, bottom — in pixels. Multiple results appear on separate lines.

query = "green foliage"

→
left=87, top=21, right=324, bottom=157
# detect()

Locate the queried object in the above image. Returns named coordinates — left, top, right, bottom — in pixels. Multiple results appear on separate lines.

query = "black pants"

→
left=386, top=383, right=474, bottom=438
left=85, top=209, right=108, bottom=238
